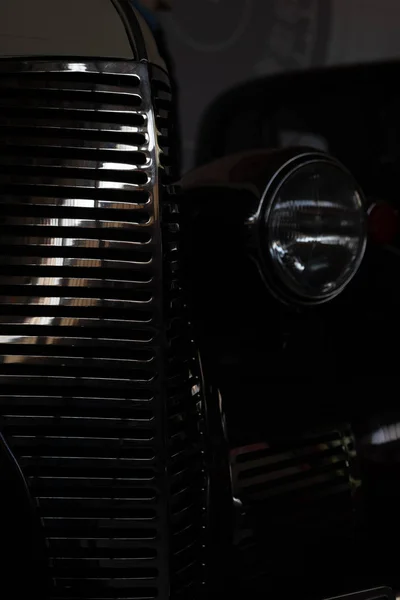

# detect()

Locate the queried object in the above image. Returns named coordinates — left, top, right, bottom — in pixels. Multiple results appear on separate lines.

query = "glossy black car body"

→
left=192, top=61, right=400, bottom=597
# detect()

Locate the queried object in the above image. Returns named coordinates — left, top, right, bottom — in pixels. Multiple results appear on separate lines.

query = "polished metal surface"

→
left=231, top=426, right=360, bottom=589
left=0, top=60, right=207, bottom=600
left=231, top=427, right=358, bottom=502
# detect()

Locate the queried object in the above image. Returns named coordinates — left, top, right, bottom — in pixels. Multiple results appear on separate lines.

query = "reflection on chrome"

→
left=273, top=235, right=358, bottom=245
left=98, top=180, right=138, bottom=189
left=275, top=199, right=360, bottom=211
left=67, top=63, right=88, bottom=73
left=0, top=60, right=159, bottom=374
left=100, top=162, right=151, bottom=171
left=0, top=335, right=27, bottom=344
left=369, top=424, right=400, bottom=446
left=1, top=237, right=152, bottom=248
left=2, top=216, right=151, bottom=229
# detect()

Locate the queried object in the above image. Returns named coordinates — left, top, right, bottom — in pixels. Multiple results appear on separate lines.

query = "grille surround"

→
left=0, top=59, right=208, bottom=600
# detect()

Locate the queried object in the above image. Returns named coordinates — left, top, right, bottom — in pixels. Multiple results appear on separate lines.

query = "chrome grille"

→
left=232, top=427, right=357, bottom=503
left=151, top=66, right=208, bottom=597
left=231, top=427, right=360, bottom=581
left=0, top=60, right=171, bottom=600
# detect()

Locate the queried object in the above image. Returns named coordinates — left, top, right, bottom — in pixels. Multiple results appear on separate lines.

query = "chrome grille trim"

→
left=231, top=427, right=357, bottom=503
left=231, top=426, right=360, bottom=582
left=0, top=60, right=169, bottom=600
left=151, top=65, right=208, bottom=597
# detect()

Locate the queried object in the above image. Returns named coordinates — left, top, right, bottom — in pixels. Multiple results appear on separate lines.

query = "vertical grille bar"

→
left=151, top=65, right=209, bottom=598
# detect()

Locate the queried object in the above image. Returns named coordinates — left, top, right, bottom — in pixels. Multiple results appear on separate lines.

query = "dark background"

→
left=159, top=0, right=400, bottom=171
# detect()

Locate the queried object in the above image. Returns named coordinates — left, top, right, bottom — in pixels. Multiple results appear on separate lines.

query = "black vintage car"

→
left=0, top=2, right=394, bottom=600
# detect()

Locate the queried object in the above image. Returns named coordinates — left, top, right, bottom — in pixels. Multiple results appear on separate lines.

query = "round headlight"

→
left=262, top=155, right=367, bottom=303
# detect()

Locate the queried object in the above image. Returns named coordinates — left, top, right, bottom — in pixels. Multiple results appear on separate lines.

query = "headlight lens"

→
left=265, top=158, right=366, bottom=302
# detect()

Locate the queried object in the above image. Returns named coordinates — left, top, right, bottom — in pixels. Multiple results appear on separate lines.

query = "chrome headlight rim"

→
left=254, top=150, right=367, bottom=306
